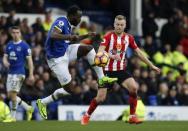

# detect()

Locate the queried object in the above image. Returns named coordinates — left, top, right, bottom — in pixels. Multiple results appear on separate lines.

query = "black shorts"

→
left=104, top=70, right=132, bottom=85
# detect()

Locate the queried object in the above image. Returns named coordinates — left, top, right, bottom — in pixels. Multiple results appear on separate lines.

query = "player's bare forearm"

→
left=134, top=48, right=154, bottom=68
left=3, top=54, right=10, bottom=68
left=79, top=34, right=89, bottom=41
left=50, top=31, right=73, bottom=40
left=51, top=33, right=89, bottom=41
left=135, top=48, right=161, bottom=73
left=50, top=27, right=78, bottom=41
left=3, top=54, right=7, bottom=64
left=79, top=32, right=96, bottom=41
left=27, top=56, right=35, bottom=83
left=26, top=56, right=34, bottom=76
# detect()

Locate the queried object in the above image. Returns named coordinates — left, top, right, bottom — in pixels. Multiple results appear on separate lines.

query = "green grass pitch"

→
left=1, top=121, right=188, bottom=131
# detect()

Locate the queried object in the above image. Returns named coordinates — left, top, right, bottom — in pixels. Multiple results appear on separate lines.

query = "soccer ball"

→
left=94, top=51, right=109, bottom=67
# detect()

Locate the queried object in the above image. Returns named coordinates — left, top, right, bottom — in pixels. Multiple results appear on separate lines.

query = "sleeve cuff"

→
left=54, top=26, right=62, bottom=32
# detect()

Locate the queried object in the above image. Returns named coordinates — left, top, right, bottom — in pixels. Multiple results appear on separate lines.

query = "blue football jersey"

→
left=45, top=16, right=71, bottom=59
left=5, top=40, right=31, bottom=75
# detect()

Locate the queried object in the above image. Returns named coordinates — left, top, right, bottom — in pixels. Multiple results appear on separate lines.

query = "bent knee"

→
left=8, top=93, right=17, bottom=101
left=80, top=45, right=94, bottom=54
left=129, top=84, right=138, bottom=94
left=63, top=81, right=76, bottom=94
left=77, top=45, right=94, bottom=58
left=96, top=94, right=106, bottom=103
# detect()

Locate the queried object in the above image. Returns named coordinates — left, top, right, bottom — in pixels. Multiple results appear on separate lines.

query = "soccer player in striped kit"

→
left=81, top=15, right=161, bottom=125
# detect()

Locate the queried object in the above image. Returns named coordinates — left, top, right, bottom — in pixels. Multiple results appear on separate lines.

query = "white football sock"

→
left=41, top=95, right=53, bottom=105
left=11, top=100, right=18, bottom=119
left=86, top=49, right=104, bottom=79
left=17, top=96, right=31, bottom=111
left=41, top=88, right=69, bottom=105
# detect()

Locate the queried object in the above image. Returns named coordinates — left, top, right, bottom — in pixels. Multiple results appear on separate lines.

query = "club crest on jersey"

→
left=110, top=49, right=125, bottom=55
left=110, top=43, right=124, bottom=55
left=10, top=51, right=16, bottom=56
left=16, top=46, right=21, bottom=51
left=9, top=51, right=17, bottom=60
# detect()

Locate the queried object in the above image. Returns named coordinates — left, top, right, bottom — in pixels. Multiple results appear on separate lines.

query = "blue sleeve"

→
left=53, top=19, right=67, bottom=33
left=23, top=43, right=31, bottom=57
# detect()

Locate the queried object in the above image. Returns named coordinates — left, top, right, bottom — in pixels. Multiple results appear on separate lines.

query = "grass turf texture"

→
left=0, top=121, right=188, bottom=131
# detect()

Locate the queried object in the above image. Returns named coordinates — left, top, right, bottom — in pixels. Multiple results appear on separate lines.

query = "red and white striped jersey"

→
left=100, top=31, right=138, bottom=71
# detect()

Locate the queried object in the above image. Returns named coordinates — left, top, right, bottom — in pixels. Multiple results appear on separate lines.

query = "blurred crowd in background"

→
left=0, top=0, right=188, bottom=119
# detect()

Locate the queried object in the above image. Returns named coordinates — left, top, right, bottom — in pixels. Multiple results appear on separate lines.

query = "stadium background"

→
left=0, top=0, right=188, bottom=122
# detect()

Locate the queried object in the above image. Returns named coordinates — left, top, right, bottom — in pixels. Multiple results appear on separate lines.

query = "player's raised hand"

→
left=110, top=54, right=121, bottom=61
left=151, top=65, right=161, bottom=74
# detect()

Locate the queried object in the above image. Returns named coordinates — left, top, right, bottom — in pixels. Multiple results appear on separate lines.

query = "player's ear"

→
left=113, top=21, right=116, bottom=28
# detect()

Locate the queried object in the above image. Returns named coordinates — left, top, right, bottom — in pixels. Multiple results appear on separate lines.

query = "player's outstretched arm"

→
left=2, top=54, right=10, bottom=68
left=134, top=48, right=161, bottom=74
left=26, top=56, right=35, bottom=83
left=50, top=27, right=79, bottom=41
left=98, top=45, right=121, bottom=61
left=78, top=32, right=97, bottom=41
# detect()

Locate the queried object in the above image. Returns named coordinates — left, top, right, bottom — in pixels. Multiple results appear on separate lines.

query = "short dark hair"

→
left=10, top=26, right=20, bottom=30
left=67, top=5, right=81, bottom=16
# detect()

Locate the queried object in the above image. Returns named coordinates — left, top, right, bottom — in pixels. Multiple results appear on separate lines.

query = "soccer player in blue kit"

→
left=3, top=26, right=35, bottom=121
left=36, top=5, right=117, bottom=119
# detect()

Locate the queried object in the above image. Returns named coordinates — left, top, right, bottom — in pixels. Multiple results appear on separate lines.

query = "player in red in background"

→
left=81, top=15, right=161, bottom=125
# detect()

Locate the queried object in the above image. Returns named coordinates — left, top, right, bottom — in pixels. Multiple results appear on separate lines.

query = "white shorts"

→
left=6, top=74, right=25, bottom=92
left=47, top=44, right=80, bottom=86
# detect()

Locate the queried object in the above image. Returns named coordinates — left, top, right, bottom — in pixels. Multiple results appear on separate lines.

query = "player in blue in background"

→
left=36, top=5, right=117, bottom=119
left=3, top=26, right=35, bottom=121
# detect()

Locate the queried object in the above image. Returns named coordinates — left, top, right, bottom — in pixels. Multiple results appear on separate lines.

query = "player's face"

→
left=114, top=19, right=126, bottom=34
left=69, top=11, right=82, bottom=26
left=11, top=29, right=21, bottom=41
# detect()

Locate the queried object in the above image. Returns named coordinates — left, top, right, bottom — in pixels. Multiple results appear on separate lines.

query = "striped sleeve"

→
left=100, top=32, right=111, bottom=47
left=128, top=35, right=138, bottom=49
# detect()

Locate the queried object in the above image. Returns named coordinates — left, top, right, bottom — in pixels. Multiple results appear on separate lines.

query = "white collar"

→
left=13, top=40, right=22, bottom=44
